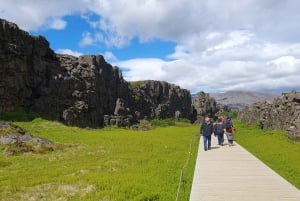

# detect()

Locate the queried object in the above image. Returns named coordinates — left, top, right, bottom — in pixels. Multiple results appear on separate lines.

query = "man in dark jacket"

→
left=200, top=116, right=214, bottom=151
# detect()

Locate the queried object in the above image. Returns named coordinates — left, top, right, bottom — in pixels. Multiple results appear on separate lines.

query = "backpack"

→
left=225, top=120, right=233, bottom=132
left=214, top=123, right=224, bottom=134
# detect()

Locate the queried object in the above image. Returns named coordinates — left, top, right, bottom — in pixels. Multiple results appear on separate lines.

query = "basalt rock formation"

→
left=237, top=91, right=300, bottom=141
left=103, top=80, right=193, bottom=126
left=32, top=54, right=130, bottom=127
left=0, top=18, right=58, bottom=113
left=0, top=18, right=201, bottom=128
left=192, top=92, right=218, bottom=123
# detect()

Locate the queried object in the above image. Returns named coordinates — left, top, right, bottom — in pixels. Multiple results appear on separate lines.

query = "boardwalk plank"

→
left=189, top=136, right=300, bottom=201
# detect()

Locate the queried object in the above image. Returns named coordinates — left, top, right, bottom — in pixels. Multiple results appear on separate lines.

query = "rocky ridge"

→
left=191, top=92, right=218, bottom=123
left=237, top=91, right=300, bottom=141
left=0, top=18, right=216, bottom=127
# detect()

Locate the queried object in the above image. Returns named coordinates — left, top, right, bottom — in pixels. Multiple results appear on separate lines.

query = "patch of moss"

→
left=129, top=81, right=143, bottom=88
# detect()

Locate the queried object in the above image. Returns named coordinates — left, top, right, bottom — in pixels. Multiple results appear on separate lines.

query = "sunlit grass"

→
left=0, top=118, right=199, bottom=201
left=234, top=121, right=300, bottom=189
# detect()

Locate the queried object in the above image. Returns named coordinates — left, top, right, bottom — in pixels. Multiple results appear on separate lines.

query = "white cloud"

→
left=0, top=0, right=86, bottom=30
left=267, top=56, right=300, bottom=77
left=206, top=31, right=253, bottom=52
left=113, top=32, right=300, bottom=93
left=113, top=58, right=167, bottom=81
left=45, top=18, right=67, bottom=30
left=102, top=51, right=118, bottom=62
left=79, top=31, right=95, bottom=47
left=56, top=49, right=83, bottom=57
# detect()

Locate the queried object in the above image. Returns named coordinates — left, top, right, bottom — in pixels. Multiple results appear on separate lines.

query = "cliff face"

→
left=129, top=80, right=192, bottom=119
left=0, top=19, right=58, bottom=113
left=0, top=18, right=198, bottom=127
left=237, top=91, right=300, bottom=141
left=192, top=92, right=218, bottom=123
left=32, top=54, right=130, bottom=127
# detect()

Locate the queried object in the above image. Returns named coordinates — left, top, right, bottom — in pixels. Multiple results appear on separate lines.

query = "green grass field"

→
left=0, top=117, right=200, bottom=201
left=2, top=110, right=300, bottom=200
left=234, top=121, right=300, bottom=189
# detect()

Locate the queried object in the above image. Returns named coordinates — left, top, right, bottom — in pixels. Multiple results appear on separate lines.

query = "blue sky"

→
left=31, top=14, right=176, bottom=60
left=1, top=0, right=300, bottom=94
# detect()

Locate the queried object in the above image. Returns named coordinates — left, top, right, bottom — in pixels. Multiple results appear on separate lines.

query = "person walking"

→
left=200, top=117, right=214, bottom=151
left=214, top=116, right=225, bottom=145
left=224, top=115, right=235, bottom=146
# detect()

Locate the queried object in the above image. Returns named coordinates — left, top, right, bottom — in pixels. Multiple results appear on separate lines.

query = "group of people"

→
left=200, top=115, right=235, bottom=151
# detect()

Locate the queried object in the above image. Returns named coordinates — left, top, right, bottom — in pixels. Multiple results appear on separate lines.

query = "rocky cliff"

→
left=32, top=54, right=130, bottom=127
left=237, top=91, right=300, bottom=141
left=192, top=92, right=218, bottom=123
left=0, top=18, right=58, bottom=113
left=0, top=18, right=199, bottom=127
left=129, top=80, right=192, bottom=119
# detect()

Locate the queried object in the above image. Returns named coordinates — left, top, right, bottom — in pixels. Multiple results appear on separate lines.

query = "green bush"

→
left=151, top=119, right=176, bottom=127
left=177, top=118, right=191, bottom=123
left=129, top=81, right=143, bottom=88
left=136, top=119, right=152, bottom=130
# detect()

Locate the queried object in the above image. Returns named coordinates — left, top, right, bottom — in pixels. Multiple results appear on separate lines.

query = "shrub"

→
left=151, top=119, right=176, bottom=127
left=177, top=118, right=191, bottom=123
left=129, top=81, right=143, bottom=88
left=135, top=120, right=152, bottom=130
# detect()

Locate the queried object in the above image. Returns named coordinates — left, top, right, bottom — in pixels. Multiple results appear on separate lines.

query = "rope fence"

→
left=175, top=132, right=198, bottom=201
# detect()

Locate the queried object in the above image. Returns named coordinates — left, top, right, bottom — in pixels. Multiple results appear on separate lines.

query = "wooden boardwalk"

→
left=189, top=136, right=300, bottom=201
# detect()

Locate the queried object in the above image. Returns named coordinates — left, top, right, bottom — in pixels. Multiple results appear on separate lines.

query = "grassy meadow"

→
left=2, top=109, right=300, bottom=201
left=0, top=116, right=200, bottom=201
left=234, top=121, right=300, bottom=189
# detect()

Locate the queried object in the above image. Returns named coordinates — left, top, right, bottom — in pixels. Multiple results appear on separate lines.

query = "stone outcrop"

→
left=237, top=91, right=300, bottom=141
left=0, top=18, right=201, bottom=128
left=102, top=80, right=194, bottom=126
left=192, top=92, right=218, bottom=123
left=129, top=80, right=192, bottom=119
left=0, top=121, right=54, bottom=155
left=32, top=54, right=130, bottom=127
left=0, top=18, right=58, bottom=113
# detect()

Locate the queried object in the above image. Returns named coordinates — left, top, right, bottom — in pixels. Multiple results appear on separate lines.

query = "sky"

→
left=1, top=0, right=300, bottom=94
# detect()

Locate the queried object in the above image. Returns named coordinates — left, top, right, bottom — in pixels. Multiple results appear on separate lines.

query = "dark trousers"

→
left=217, top=133, right=224, bottom=145
left=203, top=135, right=211, bottom=150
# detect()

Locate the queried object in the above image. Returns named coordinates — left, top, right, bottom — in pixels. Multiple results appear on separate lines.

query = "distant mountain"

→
left=210, top=90, right=280, bottom=110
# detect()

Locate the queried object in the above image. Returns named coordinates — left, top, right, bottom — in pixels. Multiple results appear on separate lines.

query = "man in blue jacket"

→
left=200, top=116, right=214, bottom=151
